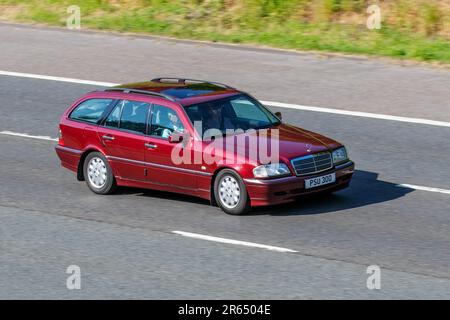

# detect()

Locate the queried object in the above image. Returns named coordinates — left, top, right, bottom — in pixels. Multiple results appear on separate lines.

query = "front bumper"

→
left=244, top=161, right=355, bottom=207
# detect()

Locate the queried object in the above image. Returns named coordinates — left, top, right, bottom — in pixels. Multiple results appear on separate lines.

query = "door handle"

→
left=102, top=135, right=115, bottom=141
left=145, top=143, right=158, bottom=149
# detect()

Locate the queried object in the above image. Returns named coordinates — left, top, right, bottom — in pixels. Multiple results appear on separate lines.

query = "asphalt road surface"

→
left=0, top=23, right=449, bottom=299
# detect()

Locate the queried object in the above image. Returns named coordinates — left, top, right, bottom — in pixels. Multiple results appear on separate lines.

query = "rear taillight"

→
left=58, top=128, right=64, bottom=145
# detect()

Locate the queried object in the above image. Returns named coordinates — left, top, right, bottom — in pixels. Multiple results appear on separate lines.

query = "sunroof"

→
left=158, top=83, right=227, bottom=98
left=159, top=88, right=216, bottom=99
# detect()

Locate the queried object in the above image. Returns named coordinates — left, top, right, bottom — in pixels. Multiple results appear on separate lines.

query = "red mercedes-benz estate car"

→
left=56, top=78, right=354, bottom=215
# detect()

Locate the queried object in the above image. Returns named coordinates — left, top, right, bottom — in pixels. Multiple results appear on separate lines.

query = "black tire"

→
left=83, top=152, right=116, bottom=195
left=214, top=169, right=251, bottom=215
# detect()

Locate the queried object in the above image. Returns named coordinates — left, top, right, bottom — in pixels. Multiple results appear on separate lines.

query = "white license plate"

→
left=305, top=173, right=336, bottom=189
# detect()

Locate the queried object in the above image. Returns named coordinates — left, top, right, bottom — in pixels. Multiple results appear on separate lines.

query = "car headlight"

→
left=332, top=147, right=349, bottom=165
left=253, top=163, right=291, bottom=178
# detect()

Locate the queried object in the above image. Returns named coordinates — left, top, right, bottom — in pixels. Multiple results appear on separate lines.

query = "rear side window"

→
left=116, top=100, right=150, bottom=134
left=69, top=99, right=112, bottom=124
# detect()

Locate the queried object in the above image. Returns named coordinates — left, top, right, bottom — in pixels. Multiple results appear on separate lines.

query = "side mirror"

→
left=168, top=132, right=187, bottom=144
left=274, top=111, right=282, bottom=120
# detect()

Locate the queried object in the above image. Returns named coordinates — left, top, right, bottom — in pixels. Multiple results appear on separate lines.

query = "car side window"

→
left=117, top=100, right=150, bottom=134
left=69, top=99, right=112, bottom=124
left=150, top=105, right=185, bottom=139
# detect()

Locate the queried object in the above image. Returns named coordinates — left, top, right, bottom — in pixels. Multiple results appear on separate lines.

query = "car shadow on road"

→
left=250, top=170, right=414, bottom=216
left=114, top=170, right=414, bottom=216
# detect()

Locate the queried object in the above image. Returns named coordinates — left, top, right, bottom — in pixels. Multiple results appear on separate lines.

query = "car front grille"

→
left=291, top=152, right=333, bottom=176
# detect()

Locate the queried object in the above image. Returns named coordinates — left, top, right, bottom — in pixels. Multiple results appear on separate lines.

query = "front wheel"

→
left=214, top=169, right=250, bottom=215
left=83, top=152, right=116, bottom=195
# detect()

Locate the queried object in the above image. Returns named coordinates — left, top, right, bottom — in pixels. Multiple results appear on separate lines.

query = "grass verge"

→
left=1, top=0, right=449, bottom=63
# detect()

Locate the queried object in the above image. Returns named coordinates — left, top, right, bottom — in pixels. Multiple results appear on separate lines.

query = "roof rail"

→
left=151, top=78, right=234, bottom=89
left=104, top=87, right=175, bottom=101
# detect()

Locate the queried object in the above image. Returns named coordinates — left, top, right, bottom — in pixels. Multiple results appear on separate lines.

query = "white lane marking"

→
left=172, top=231, right=298, bottom=253
left=0, top=130, right=58, bottom=142
left=397, top=184, right=450, bottom=195
left=0, top=70, right=117, bottom=87
left=261, top=101, right=450, bottom=128
left=1, top=70, right=450, bottom=128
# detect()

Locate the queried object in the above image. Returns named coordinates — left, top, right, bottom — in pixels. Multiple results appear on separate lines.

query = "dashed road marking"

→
left=261, top=101, right=450, bottom=128
left=0, top=70, right=117, bottom=87
left=397, top=184, right=450, bottom=195
left=172, top=231, right=298, bottom=253
left=0, top=130, right=58, bottom=142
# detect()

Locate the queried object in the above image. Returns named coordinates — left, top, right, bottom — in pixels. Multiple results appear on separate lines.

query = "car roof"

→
left=105, top=78, right=242, bottom=106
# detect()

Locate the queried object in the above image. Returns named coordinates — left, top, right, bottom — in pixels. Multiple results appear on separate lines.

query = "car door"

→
left=97, top=99, right=150, bottom=181
left=144, top=103, right=198, bottom=190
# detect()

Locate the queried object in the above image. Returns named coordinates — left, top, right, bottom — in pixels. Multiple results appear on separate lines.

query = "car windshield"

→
left=184, top=94, right=281, bottom=139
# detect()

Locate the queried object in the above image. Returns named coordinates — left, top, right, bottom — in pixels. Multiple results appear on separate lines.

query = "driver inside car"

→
left=161, top=111, right=183, bottom=139
left=204, top=103, right=235, bottom=133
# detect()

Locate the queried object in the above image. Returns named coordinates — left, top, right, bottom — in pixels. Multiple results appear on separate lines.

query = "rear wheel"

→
left=214, top=169, right=250, bottom=215
left=83, top=152, right=116, bottom=194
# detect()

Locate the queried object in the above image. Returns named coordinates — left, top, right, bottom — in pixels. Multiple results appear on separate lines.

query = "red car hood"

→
left=203, top=123, right=342, bottom=165
left=272, top=123, right=341, bottom=159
